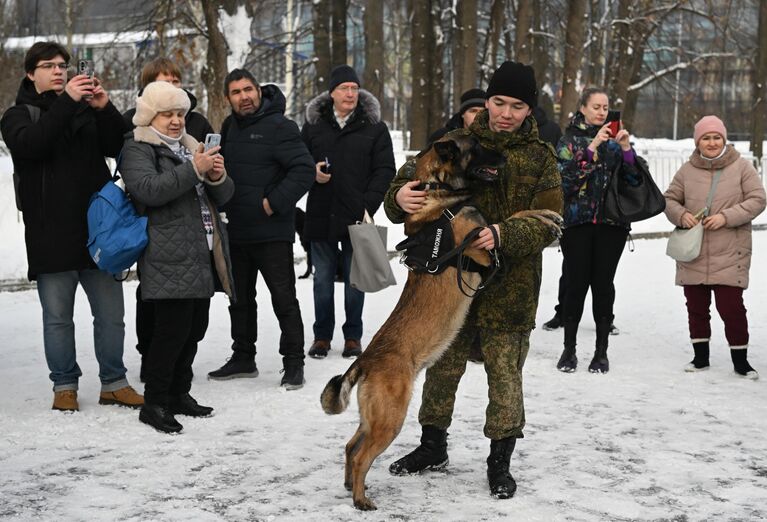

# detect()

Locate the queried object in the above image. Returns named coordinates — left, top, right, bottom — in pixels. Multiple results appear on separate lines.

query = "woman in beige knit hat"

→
left=663, top=115, right=766, bottom=379
left=120, top=81, right=236, bottom=432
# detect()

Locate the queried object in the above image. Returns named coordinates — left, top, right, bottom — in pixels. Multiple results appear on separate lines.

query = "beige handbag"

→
left=666, top=169, right=722, bottom=262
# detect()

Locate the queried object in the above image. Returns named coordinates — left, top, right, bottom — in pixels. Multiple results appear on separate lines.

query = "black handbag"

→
left=603, top=155, right=665, bottom=223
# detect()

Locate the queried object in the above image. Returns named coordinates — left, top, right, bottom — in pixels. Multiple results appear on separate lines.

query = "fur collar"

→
left=304, top=89, right=382, bottom=125
left=132, top=126, right=199, bottom=152
left=689, top=144, right=740, bottom=170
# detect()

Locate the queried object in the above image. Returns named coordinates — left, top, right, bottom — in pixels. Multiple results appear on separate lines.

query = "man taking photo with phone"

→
left=1, top=41, right=140, bottom=412
left=206, top=68, right=314, bottom=390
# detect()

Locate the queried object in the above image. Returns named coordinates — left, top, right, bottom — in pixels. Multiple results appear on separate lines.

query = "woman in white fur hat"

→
left=120, top=81, right=235, bottom=433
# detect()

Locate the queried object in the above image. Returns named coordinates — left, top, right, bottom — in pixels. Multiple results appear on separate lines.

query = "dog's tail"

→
left=321, top=361, right=363, bottom=415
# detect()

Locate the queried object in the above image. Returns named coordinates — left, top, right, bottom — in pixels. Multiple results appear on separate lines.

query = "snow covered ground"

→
left=1, top=231, right=766, bottom=521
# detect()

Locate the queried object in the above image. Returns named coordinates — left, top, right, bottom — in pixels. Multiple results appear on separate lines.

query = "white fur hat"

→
left=132, top=81, right=191, bottom=127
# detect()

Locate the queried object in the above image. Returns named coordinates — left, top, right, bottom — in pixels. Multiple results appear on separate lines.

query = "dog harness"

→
left=395, top=202, right=501, bottom=297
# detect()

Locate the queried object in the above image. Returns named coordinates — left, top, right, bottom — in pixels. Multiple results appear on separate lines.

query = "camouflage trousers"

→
left=418, top=326, right=530, bottom=440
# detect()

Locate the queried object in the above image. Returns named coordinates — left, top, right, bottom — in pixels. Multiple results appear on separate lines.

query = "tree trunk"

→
left=484, top=0, right=505, bottom=74
left=750, top=0, right=767, bottom=160
left=200, top=0, right=229, bottom=131
left=453, top=0, right=478, bottom=105
left=363, top=0, right=385, bottom=113
left=530, top=0, right=549, bottom=93
left=331, top=0, right=348, bottom=66
left=410, top=0, right=434, bottom=150
left=558, top=0, right=588, bottom=128
left=313, top=0, right=332, bottom=91
left=514, top=0, right=533, bottom=63
left=606, top=0, right=631, bottom=106
left=429, top=1, right=445, bottom=129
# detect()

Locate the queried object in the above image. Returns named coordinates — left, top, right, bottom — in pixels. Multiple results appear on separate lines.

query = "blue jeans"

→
left=36, top=270, right=127, bottom=392
left=311, top=239, right=364, bottom=342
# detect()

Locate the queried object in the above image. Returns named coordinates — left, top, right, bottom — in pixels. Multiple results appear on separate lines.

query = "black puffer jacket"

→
left=301, top=89, right=395, bottom=241
left=0, top=78, right=128, bottom=280
left=220, top=84, right=314, bottom=244
left=123, top=88, right=214, bottom=141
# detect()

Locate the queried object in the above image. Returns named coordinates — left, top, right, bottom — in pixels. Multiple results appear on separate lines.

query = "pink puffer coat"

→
left=664, top=145, right=766, bottom=288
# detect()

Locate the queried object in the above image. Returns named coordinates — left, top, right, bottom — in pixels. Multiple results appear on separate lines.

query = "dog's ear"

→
left=433, top=140, right=460, bottom=164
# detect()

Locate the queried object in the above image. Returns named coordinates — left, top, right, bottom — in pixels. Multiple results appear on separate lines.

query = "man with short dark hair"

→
left=207, top=68, right=314, bottom=390
left=301, top=65, right=395, bottom=359
left=0, top=41, right=141, bottom=412
left=428, top=88, right=487, bottom=145
left=384, top=61, right=562, bottom=499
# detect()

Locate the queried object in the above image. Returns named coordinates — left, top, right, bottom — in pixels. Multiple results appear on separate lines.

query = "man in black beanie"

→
left=383, top=61, right=562, bottom=500
left=301, top=65, right=395, bottom=360
left=428, top=88, right=486, bottom=145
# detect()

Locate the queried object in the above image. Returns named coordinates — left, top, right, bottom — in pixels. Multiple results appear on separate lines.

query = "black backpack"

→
left=11, top=104, right=41, bottom=212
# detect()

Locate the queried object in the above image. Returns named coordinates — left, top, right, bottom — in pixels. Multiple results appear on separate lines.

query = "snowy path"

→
left=1, top=235, right=766, bottom=521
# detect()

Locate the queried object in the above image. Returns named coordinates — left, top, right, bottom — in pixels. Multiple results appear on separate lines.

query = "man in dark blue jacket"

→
left=0, top=41, right=141, bottom=412
left=300, top=65, right=395, bottom=359
left=207, top=69, right=314, bottom=390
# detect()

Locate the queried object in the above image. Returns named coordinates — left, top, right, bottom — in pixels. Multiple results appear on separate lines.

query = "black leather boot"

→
left=557, top=321, right=578, bottom=372
left=731, top=348, right=759, bottom=379
left=139, top=403, right=183, bottom=433
left=487, top=437, right=517, bottom=499
left=589, top=318, right=611, bottom=373
left=389, top=425, right=449, bottom=475
left=170, top=393, right=214, bottom=417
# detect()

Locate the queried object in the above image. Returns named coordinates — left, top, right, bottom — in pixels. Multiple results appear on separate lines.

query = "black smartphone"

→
left=321, top=156, right=331, bottom=174
left=204, top=133, right=221, bottom=152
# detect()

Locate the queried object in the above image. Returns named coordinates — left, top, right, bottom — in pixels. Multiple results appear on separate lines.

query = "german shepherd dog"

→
left=320, top=135, right=562, bottom=510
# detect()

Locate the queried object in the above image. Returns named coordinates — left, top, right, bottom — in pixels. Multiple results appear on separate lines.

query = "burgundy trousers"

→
left=683, top=284, right=749, bottom=346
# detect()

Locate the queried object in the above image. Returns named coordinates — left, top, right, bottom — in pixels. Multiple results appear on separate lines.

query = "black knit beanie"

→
left=328, top=65, right=360, bottom=93
left=458, top=88, right=487, bottom=115
left=486, top=61, right=537, bottom=108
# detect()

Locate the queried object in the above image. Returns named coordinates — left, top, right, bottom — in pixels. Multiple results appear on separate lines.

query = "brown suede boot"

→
left=99, top=386, right=144, bottom=409
left=52, top=390, right=79, bottom=412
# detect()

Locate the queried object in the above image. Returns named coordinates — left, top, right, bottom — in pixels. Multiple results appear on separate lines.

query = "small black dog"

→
left=295, top=208, right=344, bottom=281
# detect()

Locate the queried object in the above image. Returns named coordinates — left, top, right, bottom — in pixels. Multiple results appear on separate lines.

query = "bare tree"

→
left=482, top=0, right=505, bottom=76
left=514, top=0, right=533, bottom=63
left=410, top=0, right=440, bottom=150
left=751, top=0, right=767, bottom=160
left=559, top=0, right=588, bottom=128
left=453, top=0, right=478, bottom=105
left=313, top=0, right=332, bottom=91
left=331, top=0, right=348, bottom=66
left=200, top=0, right=229, bottom=130
left=363, top=0, right=385, bottom=104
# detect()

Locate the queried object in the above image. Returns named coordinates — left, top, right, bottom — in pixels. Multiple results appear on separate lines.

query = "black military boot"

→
left=487, top=437, right=517, bottom=499
left=207, top=351, right=258, bottom=380
left=280, top=359, right=305, bottom=390
left=685, top=341, right=710, bottom=372
left=170, top=393, right=214, bottom=417
left=389, top=425, right=449, bottom=475
left=588, top=318, right=611, bottom=373
left=557, top=321, right=578, bottom=372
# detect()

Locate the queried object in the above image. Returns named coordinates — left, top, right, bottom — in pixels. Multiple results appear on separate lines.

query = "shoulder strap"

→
left=703, top=169, right=723, bottom=217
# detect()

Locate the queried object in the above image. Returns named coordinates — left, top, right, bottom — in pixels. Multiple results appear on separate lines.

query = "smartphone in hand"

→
left=78, top=59, right=94, bottom=99
left=204, top=133, right=221, bottom=152
left=606, top=110, right=621, bottom=137
left=320, top=156, right=331, bottom=174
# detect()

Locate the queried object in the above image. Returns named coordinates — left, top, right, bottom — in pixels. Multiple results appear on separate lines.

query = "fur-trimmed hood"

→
left=132, top=125, right=200, bottom=152
left=304, top=89, right=382, bottom=126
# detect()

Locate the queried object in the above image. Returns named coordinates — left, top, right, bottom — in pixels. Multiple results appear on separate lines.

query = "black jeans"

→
left=135, top=283, right=153, bottom=355
left=228, top=241, right=304, bottom=361
left=143, top=298, right=210, bottom=406
left=559, top=224, right=628, bottom=324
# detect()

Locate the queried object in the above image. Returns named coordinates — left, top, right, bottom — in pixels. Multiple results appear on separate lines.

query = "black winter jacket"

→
left=427, top=112, right=464, bottom=147
left=301, top=89, right=395, bottom=241
left=220, top=84, right=314, bottom=244
left=533, top=107, right=562, bottom=149
left=123, top=88, right=214, bottom=141
left=0, top=78, right=128, bottom=280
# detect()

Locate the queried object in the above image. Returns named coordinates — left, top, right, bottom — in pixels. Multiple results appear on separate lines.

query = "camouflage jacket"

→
left=384, top=111, right=563, bottom=332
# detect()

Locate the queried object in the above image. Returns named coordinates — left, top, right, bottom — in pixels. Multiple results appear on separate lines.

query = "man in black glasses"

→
left=0, top=41, right=138, bottom=413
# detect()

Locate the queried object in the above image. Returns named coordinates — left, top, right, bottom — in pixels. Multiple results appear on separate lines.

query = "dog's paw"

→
left=353, top=496, right=377, bottom=511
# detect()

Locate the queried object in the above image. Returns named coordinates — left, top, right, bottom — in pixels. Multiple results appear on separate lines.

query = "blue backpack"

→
left=86, top=166, right=148, bottom=276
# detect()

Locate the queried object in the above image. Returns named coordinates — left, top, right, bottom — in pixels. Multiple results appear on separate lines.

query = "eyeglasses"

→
left=36, top=62, right=69, bottom=71
left=337, top=85, right=359, bottom=93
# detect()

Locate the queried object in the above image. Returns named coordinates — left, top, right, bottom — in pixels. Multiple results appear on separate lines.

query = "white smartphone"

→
left=204, top=133, right=221, bottom=152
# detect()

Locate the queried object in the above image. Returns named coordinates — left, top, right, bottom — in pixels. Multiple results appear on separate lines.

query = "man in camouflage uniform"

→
left=384, top=62, right=562, bottom=499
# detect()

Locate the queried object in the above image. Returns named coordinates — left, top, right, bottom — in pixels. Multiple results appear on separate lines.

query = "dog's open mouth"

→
left=469, top=165, right=500, bottom=181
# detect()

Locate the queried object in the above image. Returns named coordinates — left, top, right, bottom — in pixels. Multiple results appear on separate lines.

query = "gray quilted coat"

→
left=120, top=126, right=235, bottom=300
